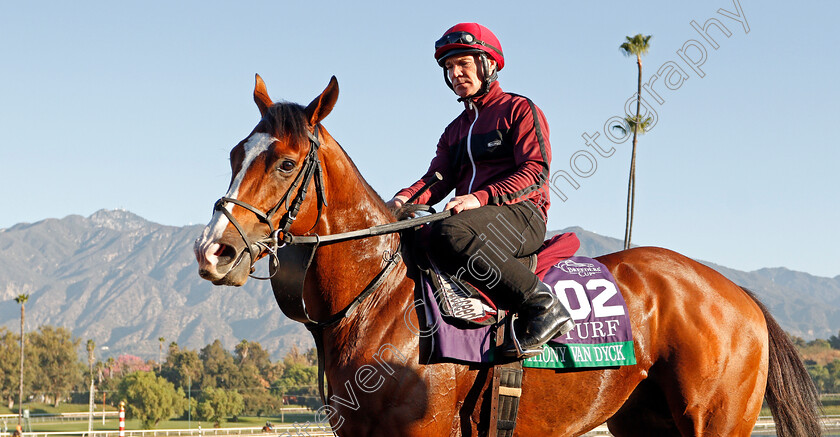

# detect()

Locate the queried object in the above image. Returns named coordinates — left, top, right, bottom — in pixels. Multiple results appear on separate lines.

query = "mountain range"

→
left=1, top=210, right=837, bottom=361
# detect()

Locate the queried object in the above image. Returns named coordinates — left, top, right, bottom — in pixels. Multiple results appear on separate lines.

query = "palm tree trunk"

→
left=18, top=303, right=24, bottom=425
left=624, top=157, right=634, bottom=249
left=625, top=139, right=637, bottom=250
left=624, top=55, right=643, bottom=250
left=87, top=340, right=95, bottom=433
left=88, top=377, right=95, bottom=433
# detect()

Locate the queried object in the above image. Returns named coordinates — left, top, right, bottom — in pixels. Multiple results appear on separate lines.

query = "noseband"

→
left=213, top=125, right=327, bottom=280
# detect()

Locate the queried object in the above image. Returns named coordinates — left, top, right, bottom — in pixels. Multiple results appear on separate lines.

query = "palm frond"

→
left=619, top=33, right=652, bottom=56
left=626, top=114, right=653, bottom=135
left=611, top=120, right=629, bottom=136
left=611, top=115, right=653, bottom=136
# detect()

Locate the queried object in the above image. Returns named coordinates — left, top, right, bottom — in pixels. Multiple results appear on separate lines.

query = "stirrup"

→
left=504, top=313, right=543, bottom=359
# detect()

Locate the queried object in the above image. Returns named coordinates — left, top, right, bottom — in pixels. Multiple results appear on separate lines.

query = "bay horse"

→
left=194, top=75, right=821, bottom=436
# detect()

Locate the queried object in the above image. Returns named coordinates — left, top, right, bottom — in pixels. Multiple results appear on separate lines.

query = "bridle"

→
left=211, top=123, right=452, bottom=405
left=213, top=125, right=327, bottom=281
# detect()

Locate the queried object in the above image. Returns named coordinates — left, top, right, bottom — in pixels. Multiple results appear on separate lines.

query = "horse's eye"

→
left=278, top=160, right=296, bottom=173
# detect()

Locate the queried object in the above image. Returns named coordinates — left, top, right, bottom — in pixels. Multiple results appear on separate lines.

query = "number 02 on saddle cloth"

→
left=419, top=233, right=637, bottom=369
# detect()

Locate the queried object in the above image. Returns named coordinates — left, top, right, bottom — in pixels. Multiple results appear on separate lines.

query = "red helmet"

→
left=434, top=23, right=504, bottom=71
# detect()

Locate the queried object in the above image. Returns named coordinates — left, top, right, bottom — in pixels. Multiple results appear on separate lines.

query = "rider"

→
left=386, top=23, right=575, bottom=357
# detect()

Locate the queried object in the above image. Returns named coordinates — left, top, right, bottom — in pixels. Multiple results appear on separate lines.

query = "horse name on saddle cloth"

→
left=422, top=256, right=637, bottom=370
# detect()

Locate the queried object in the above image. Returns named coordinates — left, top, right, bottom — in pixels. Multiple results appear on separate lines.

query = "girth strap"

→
left=488, top=311, right=524, bottom=437
left=494, top=364, right=523, bottom=436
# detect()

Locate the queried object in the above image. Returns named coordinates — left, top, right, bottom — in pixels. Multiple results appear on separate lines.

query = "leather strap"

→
left=300, top=247, right=403, bottom=406
left=282, top=210, right=452, bottom=245
left=496, top=364, right=523, bottom=436
left=488, top=312, right=505, bottom=437
left=488, top=311, right=524, bottom=437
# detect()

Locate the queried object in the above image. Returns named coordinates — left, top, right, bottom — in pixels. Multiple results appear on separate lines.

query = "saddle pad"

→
left=522, top=257, right=637, bottom=369
left=421, top=273, right=496, bottom=363
left=424, top=232, right=580, bottom=329
left=420, top=256, right=636, bottom=369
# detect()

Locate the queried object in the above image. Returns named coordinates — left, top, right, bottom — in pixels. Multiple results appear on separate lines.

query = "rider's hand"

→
left=444, top=194, right=480, bottom=214
left=386, top=195, right=410, bottom=215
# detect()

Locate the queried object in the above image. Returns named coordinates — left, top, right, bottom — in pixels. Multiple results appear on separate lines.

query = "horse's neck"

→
left=309, top=140, right=415, bottom=345
left=317, top=136, right=395, bottom=237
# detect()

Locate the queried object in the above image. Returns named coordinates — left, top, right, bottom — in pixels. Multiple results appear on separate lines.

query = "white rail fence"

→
left=1, top=415, right=839, bottom=436
left=0, top=412, right=119, bottom=424
left=0, top=424, right=332, bottom=437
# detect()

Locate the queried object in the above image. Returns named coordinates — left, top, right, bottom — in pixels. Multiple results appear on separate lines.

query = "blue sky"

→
left=1, top=1, right=838, bottom=278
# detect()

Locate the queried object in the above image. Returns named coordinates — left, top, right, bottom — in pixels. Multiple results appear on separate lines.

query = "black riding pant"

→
left=428, top=201, right=546, bottom=310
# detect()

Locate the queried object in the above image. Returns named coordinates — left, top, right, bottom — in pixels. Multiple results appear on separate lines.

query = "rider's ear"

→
left=305, top=76, right=339, bottom=126
left=254, top=73, right=273, bottom=117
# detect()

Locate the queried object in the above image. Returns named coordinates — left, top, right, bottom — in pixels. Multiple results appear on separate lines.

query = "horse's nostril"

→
left=216, top=244, right=238, bottom=267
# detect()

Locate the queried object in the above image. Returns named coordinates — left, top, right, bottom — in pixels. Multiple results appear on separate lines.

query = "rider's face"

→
left=445, top=54, right=494, bottom=98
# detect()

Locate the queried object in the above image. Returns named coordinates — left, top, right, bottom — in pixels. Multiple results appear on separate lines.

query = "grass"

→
left=800, top=346, right=840, bottom=366
left=758, top=395, right=840, bottom=416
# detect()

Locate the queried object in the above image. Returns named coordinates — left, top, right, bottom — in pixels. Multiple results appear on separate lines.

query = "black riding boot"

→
left=505, top=281, right=575, bottom=358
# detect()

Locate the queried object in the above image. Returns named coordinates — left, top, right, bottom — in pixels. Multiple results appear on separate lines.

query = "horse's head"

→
left=195, top=74, right=339, bottom=286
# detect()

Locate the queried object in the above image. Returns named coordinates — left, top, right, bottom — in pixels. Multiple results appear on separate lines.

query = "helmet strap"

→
left=478, top=53, right=497, bottom=95
left=443, top=67, right=454, bottom=91
left=445, top=53, right=498, bottom=102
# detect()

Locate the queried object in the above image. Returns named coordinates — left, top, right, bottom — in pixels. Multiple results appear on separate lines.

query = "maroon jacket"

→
left=396, top=81, right=552, bottom=220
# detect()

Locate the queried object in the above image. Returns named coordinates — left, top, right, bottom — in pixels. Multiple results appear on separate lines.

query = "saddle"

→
left=415, top=231, right=580, bottom=330
left=410, top=231, right=581, bottom=437
left=422, top=251, right=537, bottom=328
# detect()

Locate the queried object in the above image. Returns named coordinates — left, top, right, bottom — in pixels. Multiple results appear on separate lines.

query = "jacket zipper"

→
left=466, top=101, right=479, bottom=193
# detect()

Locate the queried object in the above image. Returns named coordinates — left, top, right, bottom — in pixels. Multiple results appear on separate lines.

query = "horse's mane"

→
left=264, top=102, right=309, bottom=144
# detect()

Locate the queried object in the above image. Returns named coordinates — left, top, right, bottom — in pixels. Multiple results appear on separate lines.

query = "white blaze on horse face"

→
left=196, top=133, right=278, bottom=266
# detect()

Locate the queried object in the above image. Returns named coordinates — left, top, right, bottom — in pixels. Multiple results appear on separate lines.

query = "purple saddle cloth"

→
left=419, top=255, right=637, bottom=369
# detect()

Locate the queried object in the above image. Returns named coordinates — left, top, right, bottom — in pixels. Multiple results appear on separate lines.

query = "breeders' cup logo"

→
left=556, top=259, right=602, bottom=277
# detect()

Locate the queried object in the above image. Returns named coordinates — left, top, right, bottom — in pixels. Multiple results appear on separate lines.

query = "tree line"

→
left=6, top=323, right=840, bottom=428
left=792, top=332, right=840, bottom=394
left=0, top=325, right=320, bottom=428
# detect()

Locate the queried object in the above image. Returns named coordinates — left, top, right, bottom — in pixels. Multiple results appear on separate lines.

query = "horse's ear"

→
left=254, top=73, right=273, bottom=117
left=304, top=76, right=339, bottom=125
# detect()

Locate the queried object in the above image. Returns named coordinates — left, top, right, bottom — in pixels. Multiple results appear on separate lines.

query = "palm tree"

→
left=158, top=337, right=165, bottom=372
left=13, top=293, right=29, bottom=425
left=619, top=34, right=652, bottom=250
left=87, top=339, right=95, bottom=433
left=106, top=357, right=115, bottom=378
